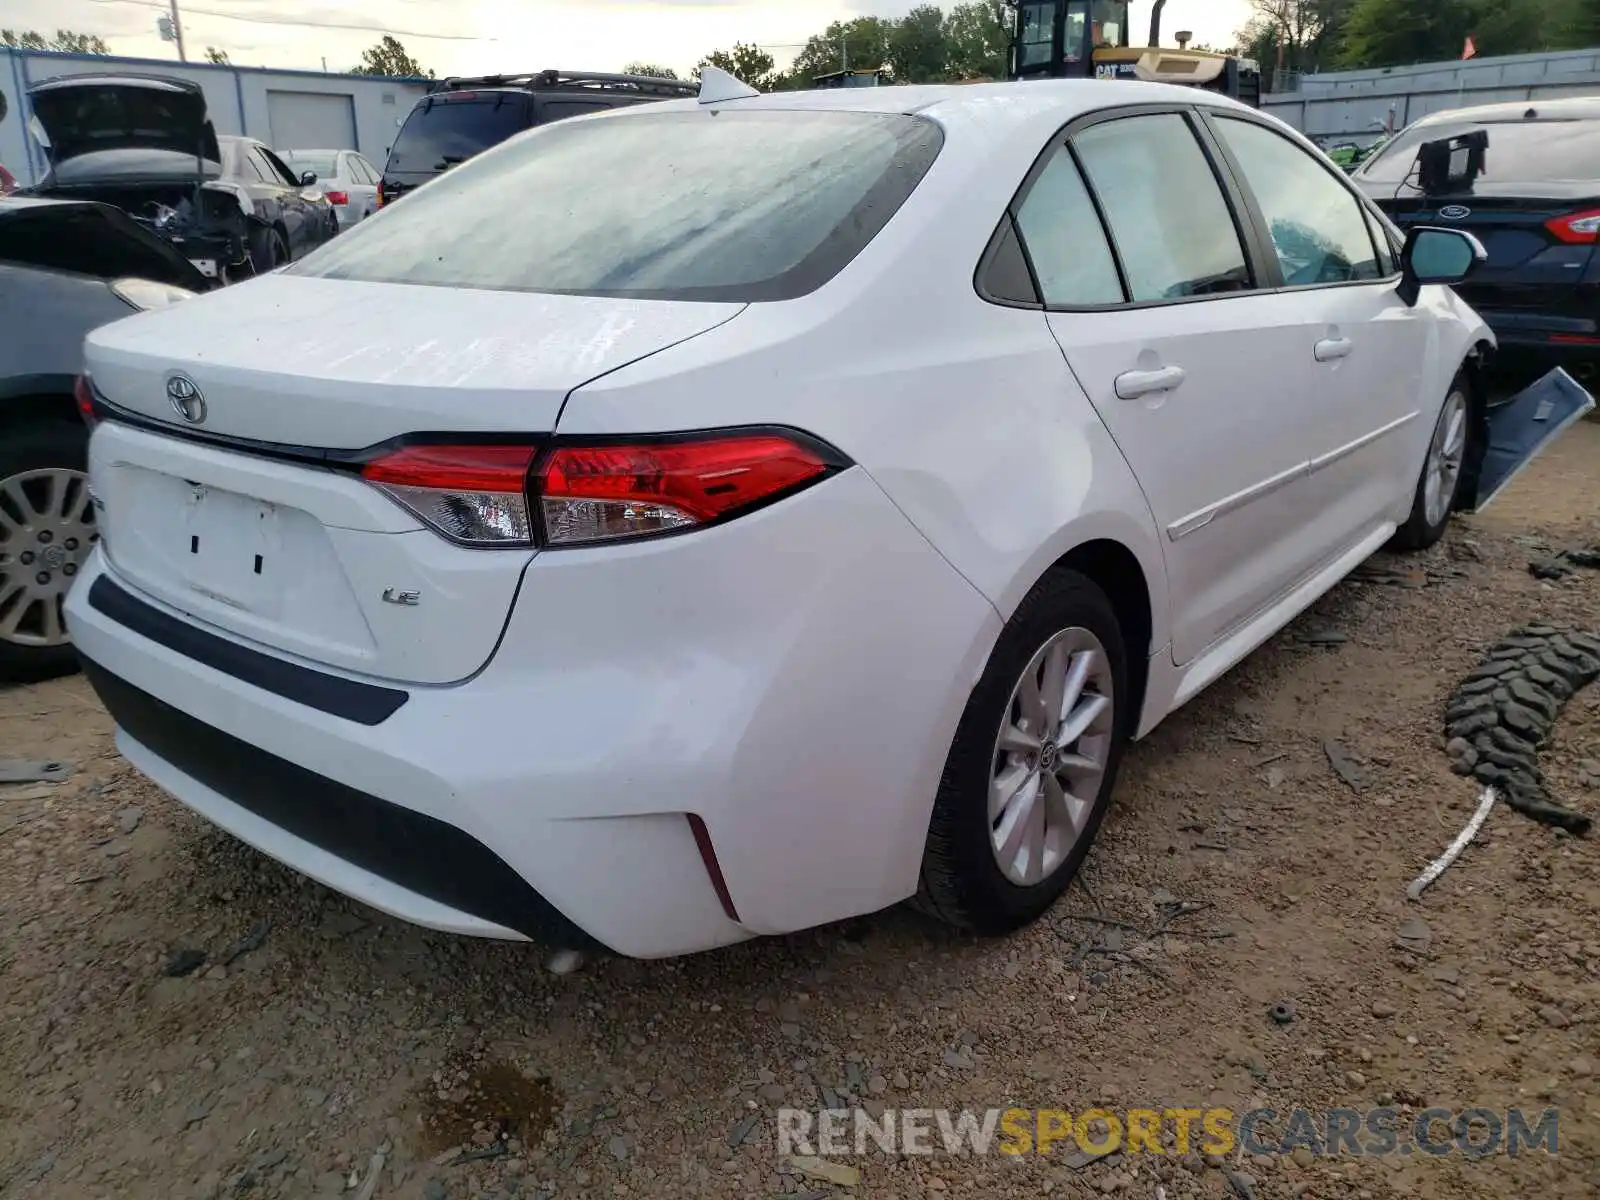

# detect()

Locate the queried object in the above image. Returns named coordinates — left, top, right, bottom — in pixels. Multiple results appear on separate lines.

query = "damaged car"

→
left=22, top=72, right=334, bottom=283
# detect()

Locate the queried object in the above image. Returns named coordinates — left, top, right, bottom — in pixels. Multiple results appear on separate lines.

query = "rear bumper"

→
left=65, top=467, right=1001, bottom=957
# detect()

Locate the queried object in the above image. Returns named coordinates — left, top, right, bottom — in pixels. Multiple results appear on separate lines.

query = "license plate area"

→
left=101, top=464, right=378, bottom=657
left=176, top=483, right=284, bottom=612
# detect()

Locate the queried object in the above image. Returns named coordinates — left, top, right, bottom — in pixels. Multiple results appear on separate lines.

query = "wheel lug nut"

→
left=64, top=538, right=79, bottom=551
left=36, top=571, right=51, bottom=586
left=63, top=564, right=77, bottom=578
left=37, top=530, right=53, bottom=544
left=19, top=551, right=35, bottom=565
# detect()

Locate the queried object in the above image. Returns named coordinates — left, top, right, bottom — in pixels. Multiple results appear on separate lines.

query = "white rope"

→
left=1407, top=785, right=1497, bottom=900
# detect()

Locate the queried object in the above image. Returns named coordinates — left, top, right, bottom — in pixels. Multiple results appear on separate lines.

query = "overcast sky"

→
left=7, top=1, right=1256, bottom=76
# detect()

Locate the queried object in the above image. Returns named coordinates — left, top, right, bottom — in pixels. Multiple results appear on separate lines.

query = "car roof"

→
left=626, top=77, right=1255, bottom=125
left=1409, top=95, right=1600, bottom=126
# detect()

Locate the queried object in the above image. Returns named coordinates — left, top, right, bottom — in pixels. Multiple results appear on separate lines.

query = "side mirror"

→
left=299, top=170, right=318, bottom=186
left=1397, top=226, right=1486, bottom=307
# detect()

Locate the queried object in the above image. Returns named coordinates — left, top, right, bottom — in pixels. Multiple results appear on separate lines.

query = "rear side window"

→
left=1212, top=116, right=1382, bottom=286
left=289, top=152, right=339, bottom=178
left=293, top=109, right=944, bottom=302
left=1359, top=116, right=1600, bottom=185
left=536, top=99, right=617, bottom=124
left=1072, top=113, right=1252, bottom=303
left=1013, top=146, right=1123, bottom=305
left=388, top=93, right=530, bottom=172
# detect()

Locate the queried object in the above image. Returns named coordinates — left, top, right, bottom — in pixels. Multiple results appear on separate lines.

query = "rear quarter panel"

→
left=555, top=98, right=1172, bottom=649
left=0, top=263, right=130, bottom=402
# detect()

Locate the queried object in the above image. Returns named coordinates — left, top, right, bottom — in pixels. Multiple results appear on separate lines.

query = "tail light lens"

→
left=1545, top=208, right=1600, bottom=243
left=360, top=431, right=841, bottom=549
left=535, top=434, right=832, bottom=546
left=375, top=180, right=386, bottom=208
left=75, top=375, right=98, bottom=429
left=325, top=190, right=350, bottom=206
left=361, top=444, right=538, bottom=546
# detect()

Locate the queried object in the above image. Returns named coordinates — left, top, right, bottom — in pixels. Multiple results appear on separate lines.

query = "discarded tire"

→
left=1442, top=625, right=1600, bottom=835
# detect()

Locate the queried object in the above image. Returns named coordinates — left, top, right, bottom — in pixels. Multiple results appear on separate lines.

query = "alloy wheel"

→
left=988, top=626, right=1115, bottom=886
left=1423, top=389, right=1469, bottom=528
left=0, top=468, right=97, bottom=648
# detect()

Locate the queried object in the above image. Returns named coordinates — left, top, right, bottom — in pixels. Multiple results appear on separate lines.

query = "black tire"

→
left=916, top=567, right=1131, bottom=935
left=249, top=227, right=289, bottom=274
left=1390, top=369, right=1474, bottom=553
left=0, top=417, right=91, bottom=683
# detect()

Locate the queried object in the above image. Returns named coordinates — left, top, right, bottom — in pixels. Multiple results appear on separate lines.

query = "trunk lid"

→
left=1373, top=187, right=1600, bottom=319
left=28, top=73, right=219, bottom=167
left=84, top=276, right=744, bottom=684
left=0, top=196, right=209, bottom=290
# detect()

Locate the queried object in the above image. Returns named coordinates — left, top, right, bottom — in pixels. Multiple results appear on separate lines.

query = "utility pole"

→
left=840, top=36, right=848, bottom=72
left=168, top=0, right=187, bottom=61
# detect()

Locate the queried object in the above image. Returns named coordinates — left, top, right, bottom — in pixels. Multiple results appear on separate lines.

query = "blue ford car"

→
left=1353, top=97, right=1600, bottom=392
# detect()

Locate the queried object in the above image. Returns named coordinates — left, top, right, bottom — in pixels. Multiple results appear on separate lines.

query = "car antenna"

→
left=698, top=65, right=760, bottom=104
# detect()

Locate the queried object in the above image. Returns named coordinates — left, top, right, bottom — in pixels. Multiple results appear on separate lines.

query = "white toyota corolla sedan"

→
left=67, top=74, right=1499, bottom=958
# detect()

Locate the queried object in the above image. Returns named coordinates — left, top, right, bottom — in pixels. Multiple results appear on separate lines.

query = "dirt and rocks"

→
left=2, top=423, right=1598, bottom=1200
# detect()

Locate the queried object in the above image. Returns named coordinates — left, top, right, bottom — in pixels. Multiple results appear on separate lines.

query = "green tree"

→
left=1337, top=0, right=1475, bottom=67
left=1235, top=0, right=1350, bottom=76
left=1468, top=0, right=1584, bottom=57
left=890, top=4, right=949, bottom=83
left=204, top=46, right=230, bottom=65
left=782, top=17, right=896, bottom=87
left=696, top=43, right=777, bottom=90
left=350, top=35, right=433, bottom=79
left=943, top=1, right=1011, bottom=79
left=623, top=62, right=680, bottom=79
left=1, top=28, right=112, bottom=54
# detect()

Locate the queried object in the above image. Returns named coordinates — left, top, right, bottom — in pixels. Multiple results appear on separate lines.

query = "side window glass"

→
left=1013, top=144, right=1123, bottom=306
left=239, top=149, right=270, bottom=183
left=1213, top=116, right=1382, bottom=286
left=1364, top=206, right=1397, bottom=275
left=261, top=148, right=300, bottom=187
left=247, top=148, right=279, bottom=184
left=537, top=100, right=613, bottom=124
left=1072, top=113, right=1251, bottom=302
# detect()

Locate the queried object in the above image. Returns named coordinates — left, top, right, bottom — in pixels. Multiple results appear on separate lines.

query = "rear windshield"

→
left=291, top=109, right=945, bottom=302
left=286, top=152, right=338, bottom=177
left=386, top=92, right=530, bottom=173
left=1358, top=116, right=1600, bottom=185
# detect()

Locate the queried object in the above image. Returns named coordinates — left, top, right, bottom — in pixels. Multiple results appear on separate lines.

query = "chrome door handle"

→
left=1115, top=365, right=1187, bottom=400
left=1315, top=337, right=1353, bottom=362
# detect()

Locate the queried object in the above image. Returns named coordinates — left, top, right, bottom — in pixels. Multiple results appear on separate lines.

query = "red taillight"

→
left=325, top=190, right=349, bottom=206
left=74, top=375, right=97, bottom=429
left=376, top=181, right=386, bottom=208
left=1545, top=208, right=1600, bottom=244
left=535, top=433, right=832, bottom=546
left=361, top=444, right=538, bottom=547
left=359, top=432, right=841, bottom=549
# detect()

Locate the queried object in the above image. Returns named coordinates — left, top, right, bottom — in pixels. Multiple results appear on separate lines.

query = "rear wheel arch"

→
left=0, top=389, right=80, bottom=433
left=1050, top=539, right=1154, bottom=735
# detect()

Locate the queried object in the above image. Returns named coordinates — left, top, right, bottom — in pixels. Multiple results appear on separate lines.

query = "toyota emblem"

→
left=166, top=374, right=207, bottom=424
left=1437, top=204, right=1472, bottom=221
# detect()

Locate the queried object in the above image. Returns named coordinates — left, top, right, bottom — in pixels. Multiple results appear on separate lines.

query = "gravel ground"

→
left=2, top=423, right=1598, bottom=1200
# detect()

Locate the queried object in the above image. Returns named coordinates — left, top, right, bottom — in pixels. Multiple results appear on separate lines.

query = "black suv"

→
left=378, top=70, right=699, bottom=207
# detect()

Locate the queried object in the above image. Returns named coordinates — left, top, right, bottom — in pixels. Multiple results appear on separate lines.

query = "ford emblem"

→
left=1437, top=204, right=1472, bottom=220
left=166, top=374, right=207, bottom=424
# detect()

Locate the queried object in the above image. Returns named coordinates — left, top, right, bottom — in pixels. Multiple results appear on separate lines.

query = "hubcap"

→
left=1423, top=390, right=1468, bottom=528
left=989, top=626, right=1115, bottom=887
left=0, top=468, right=97, bottom=648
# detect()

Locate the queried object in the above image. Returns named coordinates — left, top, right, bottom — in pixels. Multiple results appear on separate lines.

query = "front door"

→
left=1203, top=112, right=1430, bottom=553
left=1015, top=109, right=1326, bottom=665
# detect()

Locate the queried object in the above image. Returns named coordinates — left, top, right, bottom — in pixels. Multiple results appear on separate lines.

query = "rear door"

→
left=1028, top=107, right=1327, bottom=666
left=1205, top=111, right=1427, bottom=553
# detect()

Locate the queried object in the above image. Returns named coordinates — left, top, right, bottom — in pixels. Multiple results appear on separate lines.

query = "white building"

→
left=1, top=47, right=432, bottom=186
